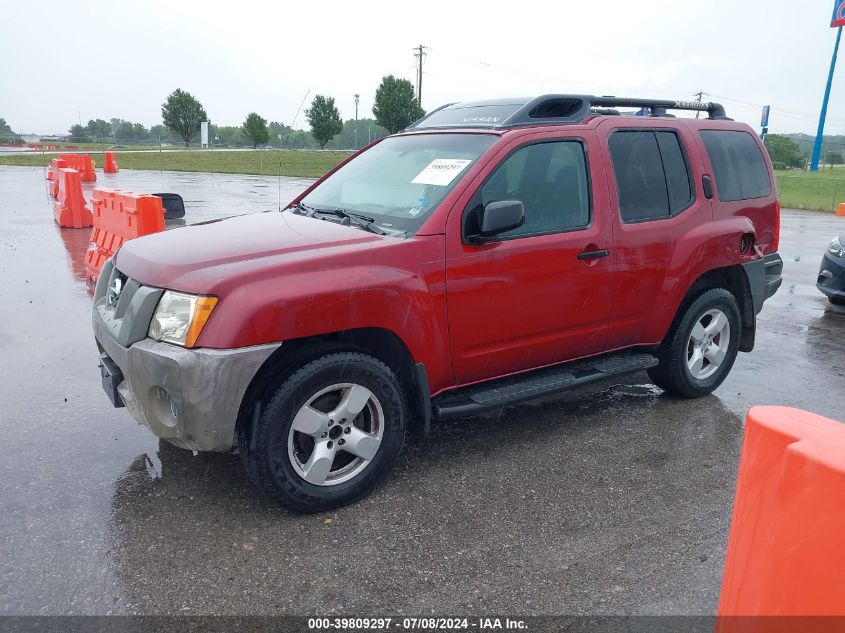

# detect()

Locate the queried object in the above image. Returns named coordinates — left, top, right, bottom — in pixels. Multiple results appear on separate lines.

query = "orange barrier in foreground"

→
left=836, top=203, right=845, bottom=217
left=103, top=151, right=119, bottom=174
left=717, top=406, right=845, bottom=625
left=48, top=158, right=68, bottom=198
left=85, top=188, right=165, bottom=281
left=53, top=168, right=93, bottom=228
left=59, top=154, right=96, bottom=182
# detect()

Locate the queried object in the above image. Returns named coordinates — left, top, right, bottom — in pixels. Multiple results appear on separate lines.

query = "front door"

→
left=445, top=133, right=613, bottom=385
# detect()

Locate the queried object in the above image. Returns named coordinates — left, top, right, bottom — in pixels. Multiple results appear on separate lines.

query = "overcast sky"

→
left=2, top=0, right=844, bottom=136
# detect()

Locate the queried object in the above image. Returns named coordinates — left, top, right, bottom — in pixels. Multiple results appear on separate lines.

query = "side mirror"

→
left=470, top=200, right=525, bottom=242
left=153, top=193, right=186, bottom=219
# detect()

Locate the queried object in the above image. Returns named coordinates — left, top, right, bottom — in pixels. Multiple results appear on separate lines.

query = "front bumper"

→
left=817, top=251, right=845, bottom=301
left=93, top=260, right=280, bottom=451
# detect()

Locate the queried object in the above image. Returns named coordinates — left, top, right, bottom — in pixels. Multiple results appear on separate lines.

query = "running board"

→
left=432, top=352, right=658, bottom=420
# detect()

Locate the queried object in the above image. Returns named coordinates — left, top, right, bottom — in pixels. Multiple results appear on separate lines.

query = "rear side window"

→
left=608, top=130, right=693, bottom=222
left=700, top=130, right=771, bottom=201
left=656, top=132, right=692, bottom=213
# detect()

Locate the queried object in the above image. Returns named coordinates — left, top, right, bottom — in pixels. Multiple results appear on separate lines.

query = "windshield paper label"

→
left=411, top=159, right=472, bottom=186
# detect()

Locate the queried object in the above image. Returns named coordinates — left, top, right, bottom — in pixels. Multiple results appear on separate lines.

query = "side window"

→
left=608, top=129, right=694, bottom=222
left=466, top=140, right=591, bottom=239
left=656, top=131, right=693, bottom=214
left=700, top=130, right=771, bottom=201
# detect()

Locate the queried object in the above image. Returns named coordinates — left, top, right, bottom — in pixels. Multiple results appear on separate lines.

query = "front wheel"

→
left=240, top=352, right=407, bottom=513
left=648, top=288, right=741, bottom=398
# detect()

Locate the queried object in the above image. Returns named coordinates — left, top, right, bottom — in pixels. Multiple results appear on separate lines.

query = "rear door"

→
left=444, top=131, right=613, bottom=385
left=597, top=120, right=712, bottom=348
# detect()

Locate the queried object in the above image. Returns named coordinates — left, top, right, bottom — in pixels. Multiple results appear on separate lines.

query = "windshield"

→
left=298, top=133, right=496, bottom=233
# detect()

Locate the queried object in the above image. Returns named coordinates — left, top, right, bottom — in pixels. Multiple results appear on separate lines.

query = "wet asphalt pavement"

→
left=0, top=165, right=843, bottom=616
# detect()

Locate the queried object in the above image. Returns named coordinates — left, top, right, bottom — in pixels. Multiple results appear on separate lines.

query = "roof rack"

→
left=407, top=94, right=730, bottom=130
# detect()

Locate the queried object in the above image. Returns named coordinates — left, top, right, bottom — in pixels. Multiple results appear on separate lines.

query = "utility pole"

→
left=693, top=90, right=707, bottom=118
left=414, top=45, right=427, bottom=105
left=354, top=93, right=360, bottom=150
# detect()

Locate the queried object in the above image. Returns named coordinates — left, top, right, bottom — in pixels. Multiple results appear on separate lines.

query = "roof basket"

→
left=408, top=94, right=729, bottom=130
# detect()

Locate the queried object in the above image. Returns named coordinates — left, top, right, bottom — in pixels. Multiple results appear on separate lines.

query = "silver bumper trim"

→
left=94, top=314, right=280, bottom=452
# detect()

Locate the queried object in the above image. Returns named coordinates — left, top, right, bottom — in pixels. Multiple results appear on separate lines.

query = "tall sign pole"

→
left=811, top=1, right=845, bottom=172
left=760, top=105, right=770, bottom=142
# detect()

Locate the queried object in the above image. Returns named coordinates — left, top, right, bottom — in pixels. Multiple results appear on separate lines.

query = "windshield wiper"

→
left=290, top=202, right=387, bottom=235
left=290, top=201, right=317, bottom=216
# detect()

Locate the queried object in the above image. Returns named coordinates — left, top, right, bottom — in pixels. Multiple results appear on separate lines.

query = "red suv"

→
left=93, top=95, right=783, bottom=512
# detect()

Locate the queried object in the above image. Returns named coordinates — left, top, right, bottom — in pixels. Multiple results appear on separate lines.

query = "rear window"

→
left=607, top=130, right=694, bottom=222
left=700, top=130, right=771, bottom=201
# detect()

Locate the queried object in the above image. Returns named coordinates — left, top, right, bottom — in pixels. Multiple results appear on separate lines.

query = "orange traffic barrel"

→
left=103, top=151, right=119, bottom=174
left=85, top=188, right=165, bottom=281
left=836, top=203, right=845, bottom=217
left=53, top=168, right=93, bottom=229
left=717, top=406, right=845, bottom=625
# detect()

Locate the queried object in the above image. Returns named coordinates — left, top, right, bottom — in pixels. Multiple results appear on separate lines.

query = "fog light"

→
left=149, top=386, right=178, bottom=428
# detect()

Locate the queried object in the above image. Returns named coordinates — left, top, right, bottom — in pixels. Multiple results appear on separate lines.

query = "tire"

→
left=829, top=295, right=845, bottom=306
left=239, top=352, right=407, bottom=513
left=647, top=288, right=741, bottom=398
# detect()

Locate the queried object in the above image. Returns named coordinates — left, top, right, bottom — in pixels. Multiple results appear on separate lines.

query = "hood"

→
left=115, top=211, right=383, bottom=293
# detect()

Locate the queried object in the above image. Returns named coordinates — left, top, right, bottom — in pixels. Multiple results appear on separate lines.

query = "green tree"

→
left=161, top=89, right=208, bottom=147
left=242, top=112, right=270, bottom=148
left=764, top=134, right=803, bottom=169
left=110, top=121, right=150, bottom=142
left=372, top=75, right=425, bottom=134
left=826, top=151, right=843, bottom=169
left=149, top=124, right=175, bottom=144
left=324, top=118, right=388, bottom=150
left=69, top=124, right=91, bottom=143
left=306, top=95, right=343, bottom=149
left=268, top=121, right=294, bottom=147
left=0, top=118, right=22, bottom=143
left=86, top=119, right=111, bottom=141
left=114, top=121, right=133, bottom=141
left=132, top=123, right=150, bottom=141
left=210, top=125, right=247, bottom=147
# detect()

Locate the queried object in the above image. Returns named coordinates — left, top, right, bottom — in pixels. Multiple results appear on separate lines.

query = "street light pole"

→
left=354, top=93, right=360, bottom=150
left=812, top=26, right=843, bottom=172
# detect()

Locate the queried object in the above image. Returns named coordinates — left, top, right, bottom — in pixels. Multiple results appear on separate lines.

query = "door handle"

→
left=702, top=175, right=714, bottom=199
left=577, top=249, right=610, bottom=261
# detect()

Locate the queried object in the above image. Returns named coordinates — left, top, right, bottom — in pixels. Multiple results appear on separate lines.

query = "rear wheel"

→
left=648, top=288, right=741, bottom=398
left=240, top=352, right=407, bottom=513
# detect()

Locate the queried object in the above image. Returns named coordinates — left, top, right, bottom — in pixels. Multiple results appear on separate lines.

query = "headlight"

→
left=829, top=236, right=845, bottom=258
left=148, top=291, right=218, bottom=348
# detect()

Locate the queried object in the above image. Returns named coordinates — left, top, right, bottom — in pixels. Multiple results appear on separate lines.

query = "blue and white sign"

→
left=761, top=105, right=770, bottom=127
left=833, top=0, right=845, bottom=27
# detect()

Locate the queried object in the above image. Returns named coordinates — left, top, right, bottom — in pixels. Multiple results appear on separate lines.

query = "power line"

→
left=436, top=50, right=845, bottom=130
left=421, top=70, right=511, bottom=95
